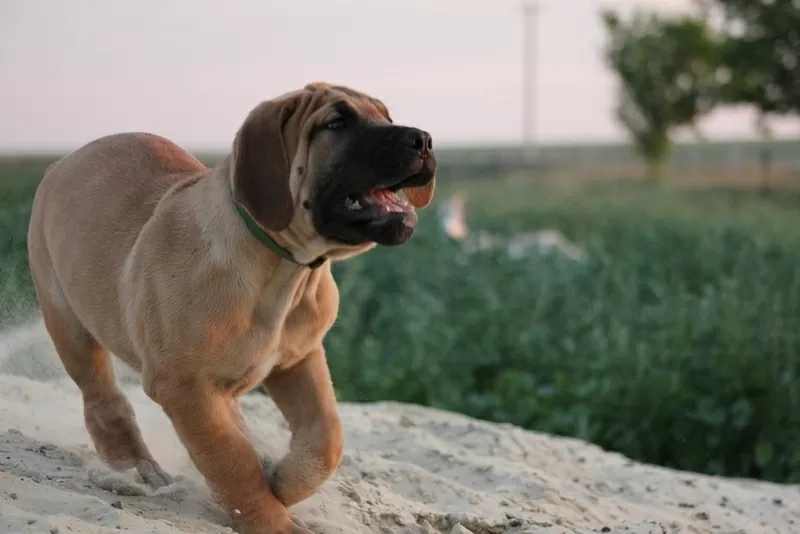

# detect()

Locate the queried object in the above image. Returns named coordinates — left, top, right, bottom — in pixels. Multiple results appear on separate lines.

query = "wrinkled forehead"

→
left=273, top=85, right=393, bottom=131
left=298, top=82, right=392, bottom=122
left=328, top=89, right=392, bottom=122
left=335, top=96, right=391, bottom=123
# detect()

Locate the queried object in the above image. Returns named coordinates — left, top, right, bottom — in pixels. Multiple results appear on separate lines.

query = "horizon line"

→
left=1, top=134, right=797, bottom=157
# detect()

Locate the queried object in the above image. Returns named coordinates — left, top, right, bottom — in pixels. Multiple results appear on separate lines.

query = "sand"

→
left=1, top=318, right=798, bottom=534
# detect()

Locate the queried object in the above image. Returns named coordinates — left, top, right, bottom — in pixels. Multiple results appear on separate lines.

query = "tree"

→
left=714, top=0, right=800, bottom=117
left=602, top=9, right=722, bottom=180
left=707, top=0, right=799, bottom=191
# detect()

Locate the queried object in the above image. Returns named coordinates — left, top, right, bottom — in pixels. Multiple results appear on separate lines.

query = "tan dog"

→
left=26, top=82, right=436, bottom=534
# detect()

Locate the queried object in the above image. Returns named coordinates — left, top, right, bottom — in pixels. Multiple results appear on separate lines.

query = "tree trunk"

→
left=646, top=156, right=668, bottom=181
left=756, top=113, right=773, bottom=196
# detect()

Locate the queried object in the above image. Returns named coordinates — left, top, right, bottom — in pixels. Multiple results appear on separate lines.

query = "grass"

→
left=433, top=138, right=800, bottom=170
left=1, top=147, right=799, bottom=483
left=0, top=157, right=47, bottom=324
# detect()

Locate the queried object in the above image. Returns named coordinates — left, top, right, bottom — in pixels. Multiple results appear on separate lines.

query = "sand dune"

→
left=1, top=318, right=798, bottom=534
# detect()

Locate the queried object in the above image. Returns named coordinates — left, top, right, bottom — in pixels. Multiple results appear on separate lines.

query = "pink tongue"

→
left=368, top=190, right=410, bottom=212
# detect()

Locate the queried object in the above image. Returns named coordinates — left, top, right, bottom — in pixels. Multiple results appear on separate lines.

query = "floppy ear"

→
left=404, top=179, right=436, bottom=209
left=231, top=98, right=296, bottom=231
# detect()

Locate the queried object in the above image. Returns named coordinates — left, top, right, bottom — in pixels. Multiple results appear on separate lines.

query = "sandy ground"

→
left=1, top=319, right=798, bottom=534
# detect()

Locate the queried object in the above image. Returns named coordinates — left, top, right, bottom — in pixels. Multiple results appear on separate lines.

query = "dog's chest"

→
left=214, top=328, right=282, bottom=395
left=211, top=269, right=339, bottom=395
left=215, top=304, right=332, bottom=395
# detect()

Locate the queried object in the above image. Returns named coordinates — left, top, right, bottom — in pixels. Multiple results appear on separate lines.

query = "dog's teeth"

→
left=345, top=197, right=362, bottom=210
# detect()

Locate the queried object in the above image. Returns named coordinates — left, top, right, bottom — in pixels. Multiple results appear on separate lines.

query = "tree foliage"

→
left=715, top=0, right=800, bottom=117
left=601, top=10, right=722, bottom=179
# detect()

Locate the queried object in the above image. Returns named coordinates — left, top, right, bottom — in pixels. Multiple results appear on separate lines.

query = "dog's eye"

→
left=326, top=118, right=345, bottom=131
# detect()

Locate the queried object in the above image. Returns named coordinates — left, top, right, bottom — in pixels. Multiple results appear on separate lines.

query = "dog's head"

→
left=230, top=82, right=436, bottom=262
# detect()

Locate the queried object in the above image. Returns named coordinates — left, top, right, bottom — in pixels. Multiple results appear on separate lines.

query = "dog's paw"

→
left=264, top=463, right=289, bottom=505
left=289, top=515, right=314, bottom=534
left=231, top=512, right=313, bottom=534
left=135, top=459, right=173, bottom=489
left=260, top=455, right=280, bottom=488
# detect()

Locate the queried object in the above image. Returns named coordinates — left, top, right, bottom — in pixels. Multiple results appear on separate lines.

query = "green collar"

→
left=229, top=183, right=326, bottom=269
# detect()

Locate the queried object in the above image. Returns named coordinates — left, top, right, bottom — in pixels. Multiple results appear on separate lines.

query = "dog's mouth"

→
left=333, top=164, right=435, bottom=224
left=315, top=164, right=434, bottom=247
left=341, top=185, right=415, bottom=218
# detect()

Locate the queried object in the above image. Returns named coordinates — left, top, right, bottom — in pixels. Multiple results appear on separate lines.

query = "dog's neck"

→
left=210, top=155, right=375, bottom=267
left=227, top=181, right=326, bottom=270
left=213, top=155, right=327, bottom=270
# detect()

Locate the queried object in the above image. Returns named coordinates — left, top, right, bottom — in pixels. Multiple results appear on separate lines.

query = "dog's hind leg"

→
left=31, top=271, right=172, bottom=489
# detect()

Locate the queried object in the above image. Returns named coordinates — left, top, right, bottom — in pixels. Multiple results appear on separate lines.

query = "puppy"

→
left=26, top=82, right=436, bottom=533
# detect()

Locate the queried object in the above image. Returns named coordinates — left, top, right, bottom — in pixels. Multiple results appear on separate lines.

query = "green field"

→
left=433, top=138, right=800, bottom=168
left=2, top=143, right=800, bottom=484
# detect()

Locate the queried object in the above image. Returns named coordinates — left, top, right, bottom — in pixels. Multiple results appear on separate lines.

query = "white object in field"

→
left=437, top=193, right=586, bottom=262
left=505, top=229, right=586, bottom=262
left=437, top=192, right=468, bottom=240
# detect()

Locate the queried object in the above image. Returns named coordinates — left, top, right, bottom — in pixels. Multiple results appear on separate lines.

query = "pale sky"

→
left=1, top=0, right=796, bottom=153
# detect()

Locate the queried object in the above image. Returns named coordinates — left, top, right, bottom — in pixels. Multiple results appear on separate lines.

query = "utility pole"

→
left=521, top=1, right=540, bottom=164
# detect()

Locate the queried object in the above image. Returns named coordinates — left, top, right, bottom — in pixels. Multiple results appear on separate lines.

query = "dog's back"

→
left=27, top=132, right=207, bottom=357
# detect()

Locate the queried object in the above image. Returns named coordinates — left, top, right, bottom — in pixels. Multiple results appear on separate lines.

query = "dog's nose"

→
left=403, top=128, right=433, bottom=157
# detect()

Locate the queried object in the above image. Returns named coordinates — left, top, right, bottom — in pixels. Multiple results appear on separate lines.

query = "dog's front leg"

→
left=262, top=348, right=343, bottom=507
left=149, top=378, right=312, bottom=534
